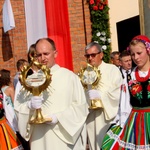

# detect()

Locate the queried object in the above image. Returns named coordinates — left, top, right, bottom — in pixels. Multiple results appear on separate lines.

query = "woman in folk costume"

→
left=0, top=69, right=23, bottom=150
left=101, top=35, right=150, bottom=150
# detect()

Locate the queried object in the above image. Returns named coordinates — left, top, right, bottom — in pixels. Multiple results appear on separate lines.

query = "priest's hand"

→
left=28, top=96, right=44, bottom=109
left=87, top=89, right=101, bottom=100
left=46, top=114, right=58, bottom=125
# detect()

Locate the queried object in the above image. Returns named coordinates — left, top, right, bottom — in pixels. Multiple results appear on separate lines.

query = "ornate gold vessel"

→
left=20, top=57, right=52, bottom=124
left=78, top=63, right=102, bottom=109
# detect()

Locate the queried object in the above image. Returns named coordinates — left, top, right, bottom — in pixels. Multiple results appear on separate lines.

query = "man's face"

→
left=85, top=46, right=103, bottom=67
left=36, top=40, right=57, bottom=68
left=120, top=55, right=132, bottom=70
left=111, top=54, right=120, bottom=67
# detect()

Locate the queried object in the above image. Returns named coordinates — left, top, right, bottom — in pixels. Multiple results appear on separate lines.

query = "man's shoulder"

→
left=59, top=67, right=77, bottom=76
left=100, top=62, right=121, bottom=77
left=101, top=61, right=119, bottom=70
left=51, top=65, right=74, bottom=75
left=60, top=67, right=72, bottom=72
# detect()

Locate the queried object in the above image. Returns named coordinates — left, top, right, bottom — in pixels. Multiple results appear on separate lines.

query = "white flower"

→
left=96, top=32, right=101, bottom=37
left=107, top=38, right=111, bottom=43
left=102, top=45, right=107, bottom=50
left=94, top=41, right=99, bottom=43
left=101, top=31, right=106, bottom=36
left=100, top=37, right=106, bottom=42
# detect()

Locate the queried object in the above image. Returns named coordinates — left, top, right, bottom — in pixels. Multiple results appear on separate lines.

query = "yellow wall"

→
left=109, top=0, right=140, bottom=51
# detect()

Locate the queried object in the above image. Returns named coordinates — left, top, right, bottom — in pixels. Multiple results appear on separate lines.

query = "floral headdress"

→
left=127, top=35, right=150, bottom=54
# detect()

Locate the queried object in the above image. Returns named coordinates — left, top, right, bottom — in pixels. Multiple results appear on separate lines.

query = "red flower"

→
left=93, top=5, right=98, bottom=10
left=96, top=2, right=100, bottom=5
left=131, top=84, right=142, bottom=95
left=90, top=0, right=94, bottom=5
left=99, top=5, right=104, bottom=10
left=103, top=0, right=108, bottom=5
left=96, top=0, right=100, bottom=5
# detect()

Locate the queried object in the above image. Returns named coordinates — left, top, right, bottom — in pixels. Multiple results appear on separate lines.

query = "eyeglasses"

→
left=84, top=52, right=101, bottom=58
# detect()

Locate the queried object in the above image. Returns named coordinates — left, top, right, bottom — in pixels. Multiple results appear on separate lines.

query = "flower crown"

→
left=127, top=38, right=150, bottom=54
left=144, top=40, right=150, bottom=53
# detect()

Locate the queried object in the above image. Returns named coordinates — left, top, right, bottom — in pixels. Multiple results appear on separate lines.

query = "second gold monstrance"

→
left=78, top=63, right=102, bottom=109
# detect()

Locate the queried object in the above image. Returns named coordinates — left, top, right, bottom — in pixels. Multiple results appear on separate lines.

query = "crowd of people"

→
left=0, top=34, right=149, bottom=150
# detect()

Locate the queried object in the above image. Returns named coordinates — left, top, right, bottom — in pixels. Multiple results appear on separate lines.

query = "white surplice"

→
left=86, top=61, right=123, bottom=150
left=14, top=64, right=89, bottom=150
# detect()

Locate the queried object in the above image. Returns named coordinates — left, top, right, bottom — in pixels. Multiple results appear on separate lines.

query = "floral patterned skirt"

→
left=0, top=117, right=24, bottom=150
left=101, top=107, right=150, bottom=150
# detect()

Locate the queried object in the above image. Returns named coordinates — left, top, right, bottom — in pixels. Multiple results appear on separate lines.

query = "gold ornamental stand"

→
left=78, top=63, right=102, bottom=109
left=20, top=58, right=52, bottom=124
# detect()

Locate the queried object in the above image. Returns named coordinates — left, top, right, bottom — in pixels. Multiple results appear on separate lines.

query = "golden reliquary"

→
left=19, top=57, right=52, bottom=124
left=78, top=63, right=102, bottom=109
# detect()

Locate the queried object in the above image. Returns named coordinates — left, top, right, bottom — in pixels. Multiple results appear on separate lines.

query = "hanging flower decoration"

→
left=87, top=0, right=111, bottom=63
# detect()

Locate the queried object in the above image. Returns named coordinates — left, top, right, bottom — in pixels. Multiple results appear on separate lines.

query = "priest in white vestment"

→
left=14, top=38, right=89, bottom=150
left=84, top=42, right=123, bottom=150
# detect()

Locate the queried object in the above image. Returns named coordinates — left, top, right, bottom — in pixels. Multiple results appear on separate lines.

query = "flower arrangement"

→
left=87, top=0, right=111, bottom=63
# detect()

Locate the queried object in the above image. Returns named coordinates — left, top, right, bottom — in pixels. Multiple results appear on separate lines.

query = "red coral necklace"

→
left=135, top=67, right=150, bottom=82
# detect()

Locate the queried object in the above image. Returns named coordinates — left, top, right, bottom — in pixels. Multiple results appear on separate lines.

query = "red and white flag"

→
left=24, top=0, right=73, bottom=70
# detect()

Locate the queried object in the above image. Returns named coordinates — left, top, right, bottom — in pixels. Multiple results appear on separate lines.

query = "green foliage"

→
left=88, top=0, right=111, bottom=62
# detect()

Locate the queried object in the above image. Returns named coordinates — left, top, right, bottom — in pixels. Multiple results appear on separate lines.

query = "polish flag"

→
left=24, top=0, right=73, bottom=70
